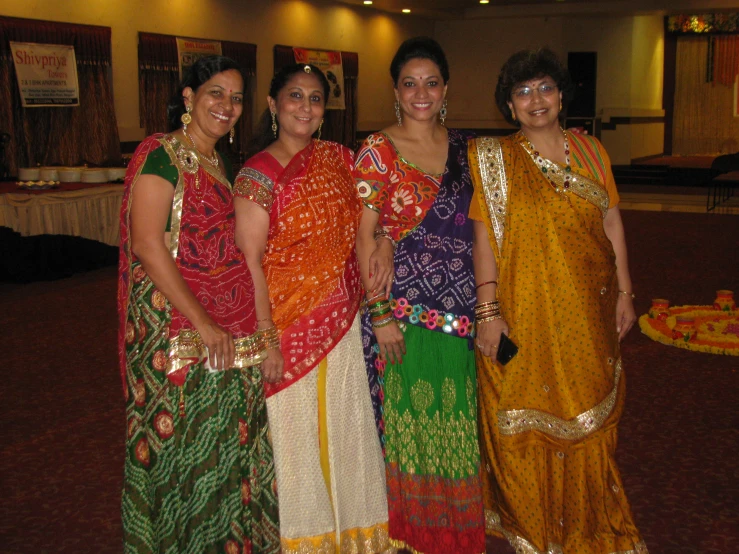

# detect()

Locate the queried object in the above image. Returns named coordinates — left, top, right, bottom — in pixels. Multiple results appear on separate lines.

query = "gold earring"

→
left=229, top=127, right=235, bottom=144
left=181, top=104, right=192, bottom=130
left=316, top=119, right=323, bottom=140
left=439, top=99, right=448, bottom=126
left=395, top=100, right=402, bottom=127
left=559, top=100, right=563, bottom=111
left=271, top=111, right=278, bottom=138
left=511, top=111, right=517, bottom=122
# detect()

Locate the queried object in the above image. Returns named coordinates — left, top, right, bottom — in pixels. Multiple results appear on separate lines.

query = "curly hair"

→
left=248, top=63, right=330, bottom=157
left=390, top=36, right=450, bottom=86
left=494, top=48, right=574, bottom=126
left=167, top=55, right=243, bottom=132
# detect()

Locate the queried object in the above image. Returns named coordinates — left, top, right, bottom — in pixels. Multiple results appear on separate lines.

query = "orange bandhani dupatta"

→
left=235, top=140, right=363, bottom=397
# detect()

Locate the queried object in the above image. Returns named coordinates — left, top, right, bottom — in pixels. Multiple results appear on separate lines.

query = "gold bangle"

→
left=476, top=314, right=503, bottom=324
left=618, top=290, right=636, bottom=299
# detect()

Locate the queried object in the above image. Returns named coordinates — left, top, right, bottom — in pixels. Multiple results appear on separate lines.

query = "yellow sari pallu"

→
left=468, top=132, right=647, bottom=554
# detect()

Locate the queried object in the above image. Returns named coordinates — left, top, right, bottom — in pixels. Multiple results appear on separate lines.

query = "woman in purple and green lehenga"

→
left=354, top=37, right=485, bottom=554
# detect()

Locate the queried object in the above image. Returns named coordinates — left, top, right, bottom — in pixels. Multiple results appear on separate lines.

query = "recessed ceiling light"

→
left=480, top=0, right=490, bottom=3
left=402, top=8, right=411, bottom=13
left=363, top=0, right=372, bottom=4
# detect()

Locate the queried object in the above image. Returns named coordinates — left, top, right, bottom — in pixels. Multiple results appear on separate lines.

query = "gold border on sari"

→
left=470, top=137, right=509, bottom=254
left=485, top=510, right=648, bottom=554
left=497, top=360, right=622, bottom=440
left=518, top=139, right=610, bottom=218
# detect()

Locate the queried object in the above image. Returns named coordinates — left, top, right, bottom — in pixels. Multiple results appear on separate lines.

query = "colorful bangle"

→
left=372, top=315, right=395, bottom=328
left=476, top=280, right=498, bottom=290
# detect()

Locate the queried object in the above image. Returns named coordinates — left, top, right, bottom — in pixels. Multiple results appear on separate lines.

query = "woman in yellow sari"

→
left=469, top=48, right=647, bottom=553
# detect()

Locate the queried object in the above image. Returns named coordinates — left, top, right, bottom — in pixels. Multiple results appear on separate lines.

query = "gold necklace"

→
left=183, top=129, right=219, bottom=169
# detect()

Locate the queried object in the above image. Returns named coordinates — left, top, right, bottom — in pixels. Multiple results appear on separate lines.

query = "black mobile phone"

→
left=496, top=333, right=518, bottom=365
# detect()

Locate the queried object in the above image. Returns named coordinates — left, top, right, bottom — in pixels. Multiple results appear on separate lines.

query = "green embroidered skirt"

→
left=383, top=323, right=485, bottom=554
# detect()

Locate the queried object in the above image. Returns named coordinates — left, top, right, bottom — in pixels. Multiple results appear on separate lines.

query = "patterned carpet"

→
left=1, top=210, right=737, bottom=553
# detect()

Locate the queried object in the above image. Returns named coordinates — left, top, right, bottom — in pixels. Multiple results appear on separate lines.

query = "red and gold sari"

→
left=118, top=134, right=279, bottom=553
left=234, top=140, right=389, bottom=553
left=468, top=132, right=647, bottom=554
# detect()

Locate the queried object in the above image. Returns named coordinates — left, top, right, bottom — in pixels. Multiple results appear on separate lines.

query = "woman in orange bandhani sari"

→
left=468, top=49, right=647, bottom=553
left=233, top=64, right=390, bottom=553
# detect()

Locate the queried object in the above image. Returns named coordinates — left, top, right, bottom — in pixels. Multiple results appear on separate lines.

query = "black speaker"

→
left=567, top=52, right=597, bottom=118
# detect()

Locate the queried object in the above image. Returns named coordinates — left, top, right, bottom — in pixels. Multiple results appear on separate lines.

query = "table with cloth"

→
left=0, top=181, right=123, bottom=281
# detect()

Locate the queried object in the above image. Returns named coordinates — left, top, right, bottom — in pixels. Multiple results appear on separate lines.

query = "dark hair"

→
left=248, top=63, right=330, bottom=157
left=494, top=48, right=574, bottom=126
left=390, top=36, right=450, bottom=86
left=166, top=55, right=244, bottom=131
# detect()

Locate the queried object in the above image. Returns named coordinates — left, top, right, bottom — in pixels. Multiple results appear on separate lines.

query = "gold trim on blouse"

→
left=234, top=166, right=275, bottom=212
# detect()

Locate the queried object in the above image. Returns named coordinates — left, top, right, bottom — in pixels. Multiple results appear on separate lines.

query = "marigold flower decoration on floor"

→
left=639, top=290, right=739, bottom=356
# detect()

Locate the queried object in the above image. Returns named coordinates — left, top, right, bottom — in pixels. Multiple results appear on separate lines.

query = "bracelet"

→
left=476, top=280, right=498, bottom=290
left=371, top=315, right=395, bottom=328
left=373, top=229, right=397, bottom=249
left=259, top=325, right=280, bottom=350
left=257, top=317, right=273, bottom=323
left=618, top=290, right=636, bottom=299
left=476, top=314, right=503, bottom=324
left=366, top=291, right=386, bottom=304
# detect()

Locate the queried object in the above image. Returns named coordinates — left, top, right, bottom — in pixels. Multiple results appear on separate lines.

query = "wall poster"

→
left=293, top=48, right=345, bottom=110
left=176, top=38, right=222, bottom=80
left=10, top=41, right=79, bottom=107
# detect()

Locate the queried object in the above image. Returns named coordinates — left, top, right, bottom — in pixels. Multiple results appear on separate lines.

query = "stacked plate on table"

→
left=80, top=168, right=110, bottom=183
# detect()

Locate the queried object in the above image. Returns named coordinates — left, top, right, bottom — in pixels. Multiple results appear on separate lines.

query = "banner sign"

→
left=176, top=38, right=222, bottom=80
left=10, top=42, right=79, bottom=107
left=293, top=48, right=345, bottom=110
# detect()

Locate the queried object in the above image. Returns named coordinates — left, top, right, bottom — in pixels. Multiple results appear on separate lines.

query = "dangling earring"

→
left=511, top=111, right=517, bottom=122
left=271, top=111, right=278, bottom=138
left=439, top=99, right=448, bottom=126
left=181, top=104, right=192, bottom=131
left=229, top=127, right=235, bottom=144
left=559, top=100, right=563, bottom=112
left=316, top=119, right=324, bottom=140
left=395, top=100, right=402, bottom=127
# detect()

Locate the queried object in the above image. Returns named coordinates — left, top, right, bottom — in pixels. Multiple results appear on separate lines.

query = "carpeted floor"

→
left=1, top=210, right=737, bottom=553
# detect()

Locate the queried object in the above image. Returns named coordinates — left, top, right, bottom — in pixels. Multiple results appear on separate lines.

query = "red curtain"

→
left=138, top=32, right=256, bottom=166
left=0, top=16, right=120, bottom=177
left=711, top=35, right=739, bottom=86
left=273, top=45, right=358, bottom=148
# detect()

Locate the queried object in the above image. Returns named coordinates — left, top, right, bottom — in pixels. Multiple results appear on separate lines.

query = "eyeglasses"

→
left=512, top=83, right=558, bottom=99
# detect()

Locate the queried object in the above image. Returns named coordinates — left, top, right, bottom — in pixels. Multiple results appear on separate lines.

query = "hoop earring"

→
left=181, top=104, right=192, bottom=131
left=316, top=119, right=323, bottom=140
left=439, top=99, right=448, bottom=126
left=271, top=112, right=278, bottom=138
left=229, top=127, right=235, bottom=144
left=395, top=100, right=402, bottom=127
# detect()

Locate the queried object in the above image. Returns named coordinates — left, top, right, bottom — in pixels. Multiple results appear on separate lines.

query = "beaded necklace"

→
left=526, top=128, right=572, bottom=190
left=183, top=129, right=220, bottom=169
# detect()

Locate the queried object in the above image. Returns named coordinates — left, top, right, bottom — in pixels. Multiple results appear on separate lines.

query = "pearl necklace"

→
left=526, top=128, right=572, bottom=189
left=183, top=129, right=219, bottom=169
